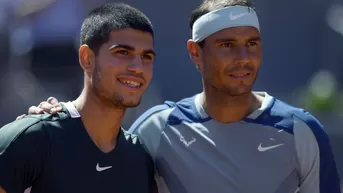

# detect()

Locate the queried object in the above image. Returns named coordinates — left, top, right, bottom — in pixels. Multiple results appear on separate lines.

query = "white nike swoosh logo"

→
left=258, top=143, right=284, bottom=152
left=229, top=12, right=249, bottom=20
left=96, top=163, right=112, bottom=172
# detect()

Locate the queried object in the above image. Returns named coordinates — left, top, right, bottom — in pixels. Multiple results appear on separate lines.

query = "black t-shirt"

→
left=0, top=105, right=154, bottom=193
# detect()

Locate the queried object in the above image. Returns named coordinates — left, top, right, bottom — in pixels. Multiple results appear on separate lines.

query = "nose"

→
left=234, top=47, right=251, bottom=65
left=127, top=55, right=144, bottom=74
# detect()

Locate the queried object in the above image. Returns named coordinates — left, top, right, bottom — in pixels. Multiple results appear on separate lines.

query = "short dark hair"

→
left=80, top=3, right=154, bottom=54
left=189, top=0, right=254, bottom=47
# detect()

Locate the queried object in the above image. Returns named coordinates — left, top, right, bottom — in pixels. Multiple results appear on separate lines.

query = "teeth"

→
left=119, top=80, right=141, bottom=88
left=232, top=73, right=249, bottom=77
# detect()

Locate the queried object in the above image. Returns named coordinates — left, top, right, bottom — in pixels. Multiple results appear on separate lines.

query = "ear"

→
left=79, top=45, right=95, bottom=73
left=187, top=39, right=203, bottom=69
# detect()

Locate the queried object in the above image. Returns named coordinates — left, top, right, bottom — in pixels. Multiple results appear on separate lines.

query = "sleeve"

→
left=0, top=118, right=50, bottom=193
left=128, top=104, right=173, bottom=160
left=293, top=114, right=341, bottom=193
left=129, top=105, right=174, bottom=193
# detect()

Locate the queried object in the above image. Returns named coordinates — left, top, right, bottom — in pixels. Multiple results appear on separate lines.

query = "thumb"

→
left=16, top=114, right=27, bottom=120
left=47, top=97, right=59, bottom=105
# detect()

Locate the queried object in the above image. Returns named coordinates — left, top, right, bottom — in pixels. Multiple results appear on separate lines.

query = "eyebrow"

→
left=248, top=37, right=261, bottom=41
left=109, top=44, right=156, bottom=56
left=214, top=36, right=261, bottom=43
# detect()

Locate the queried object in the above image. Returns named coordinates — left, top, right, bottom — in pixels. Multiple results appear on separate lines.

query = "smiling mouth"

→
left=118, top=79, right=142, bottom=88
left=229, top=72, right=251, bottom=78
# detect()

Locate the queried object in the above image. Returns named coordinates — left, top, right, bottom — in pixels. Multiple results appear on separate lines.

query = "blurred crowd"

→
left=0, top=0, right=343, bottom=187
left=0, top=0, right=105, bottom=123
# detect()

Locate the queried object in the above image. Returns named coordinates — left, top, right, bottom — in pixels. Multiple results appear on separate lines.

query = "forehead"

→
left=206, top=26, right=260, bottom=41
left=105, top=28, right=154, bottom=49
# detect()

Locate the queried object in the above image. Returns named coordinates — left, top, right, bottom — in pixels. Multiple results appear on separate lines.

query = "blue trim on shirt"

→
left=293, top=112, right=341, bottom=193
left=167, top=96, right=211, bottom=125
left=244, top=99, right=295, bottom=135
left=167, top=95, right=295, bottom=136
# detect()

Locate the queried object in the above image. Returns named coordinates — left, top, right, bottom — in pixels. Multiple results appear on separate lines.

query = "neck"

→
left=201, top=86, right=263, bottom=123
left=72, top=87, right=125, bottom=153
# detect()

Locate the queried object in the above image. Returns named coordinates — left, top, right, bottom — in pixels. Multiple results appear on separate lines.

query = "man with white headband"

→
left=132, top=1, right=340, bottom=192
left=15, top=0, right=341, bottom=192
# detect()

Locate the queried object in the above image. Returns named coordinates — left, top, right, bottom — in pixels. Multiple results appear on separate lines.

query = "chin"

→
left=122, top=98, right=142, bottom=108
left=105, top=95, right=141, bottom=108
left=226, top=85, right=252, bottom=96
left=123, top=101, right=141, bottom=108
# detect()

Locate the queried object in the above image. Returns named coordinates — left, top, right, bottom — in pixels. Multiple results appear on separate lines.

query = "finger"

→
left=50, top=104, right=63, bottom=114
left=28, top=106, right=44, bottom=114
left=38, top=102, right=54, bottom=112
left=16, top=114, right=27, bottom=120
left=47, top=97, right=59, bottom=105
left=38, top=101, right=49, bottom=108
left=55, top=104, right=62, bottom=111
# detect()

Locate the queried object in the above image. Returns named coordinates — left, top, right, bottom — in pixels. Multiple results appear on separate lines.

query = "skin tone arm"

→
left=0, top=186, right=6, bottom=193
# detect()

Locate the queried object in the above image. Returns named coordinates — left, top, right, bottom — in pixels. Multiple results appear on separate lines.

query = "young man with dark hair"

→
left=0, top=3, right=156, bottom=193
left=16, top=0, right=341, bottom=193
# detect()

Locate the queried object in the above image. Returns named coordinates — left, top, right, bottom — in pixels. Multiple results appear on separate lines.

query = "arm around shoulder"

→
left=0, top=117, right=50, bottom=193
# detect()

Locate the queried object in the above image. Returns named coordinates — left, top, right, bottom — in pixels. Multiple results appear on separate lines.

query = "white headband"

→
left=192, top=6, right=260, bottom=42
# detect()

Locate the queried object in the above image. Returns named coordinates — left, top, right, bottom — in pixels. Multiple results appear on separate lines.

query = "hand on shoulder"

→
left=16, top=97, right=63, bottom=120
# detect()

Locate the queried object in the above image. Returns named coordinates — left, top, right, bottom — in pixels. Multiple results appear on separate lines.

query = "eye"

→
left=247, top=41, right=258, bottom=47
left=219, top=42, right=233, bottom=48
left=142, top=54, right=154, bottom=61
left=116, top=50, right=129, bottom=55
